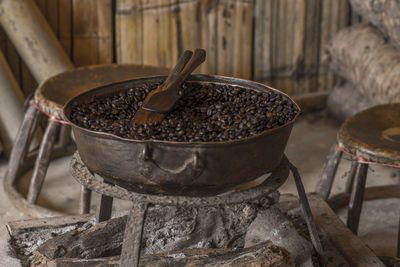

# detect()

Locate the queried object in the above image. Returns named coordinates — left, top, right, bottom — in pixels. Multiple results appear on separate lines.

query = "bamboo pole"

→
left=0, top=50, right=25, bottom=155
left=0, top=0, right=73, bottom=84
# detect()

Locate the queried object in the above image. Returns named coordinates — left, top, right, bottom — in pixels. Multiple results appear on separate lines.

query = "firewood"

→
left=326, top=24, right=400, bottom=104
left=34, top=200, right=275, bottom=260
left=31, top=241, right=294, bottom=267
left=327, top=82, right=374, bottom=121
left=350, top=0, right=400, bottom=48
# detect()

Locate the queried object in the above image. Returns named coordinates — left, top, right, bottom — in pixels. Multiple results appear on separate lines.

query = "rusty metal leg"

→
left=290, top=163, right=325, bottom=266
left=79, top=185, right=92, bottom=214
left=120, top=203, right=148, bottom=267
left=27, top=120, right=59, bottom=204
left=6, top=104, right=40, bottom=185
left=96, top=180, right=114, bottom=223
left=315, top=143, right=342, bottom=200
left=347, top=163, right=368, bottom=235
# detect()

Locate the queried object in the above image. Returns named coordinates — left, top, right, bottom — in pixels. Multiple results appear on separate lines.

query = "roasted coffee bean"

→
left=70, top=82, right=298, bottom=142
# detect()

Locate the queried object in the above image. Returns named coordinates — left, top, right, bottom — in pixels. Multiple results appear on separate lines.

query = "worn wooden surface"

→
left=327, top=24, right=400, bottom=104
left=309, top=193, right=385, bottom=266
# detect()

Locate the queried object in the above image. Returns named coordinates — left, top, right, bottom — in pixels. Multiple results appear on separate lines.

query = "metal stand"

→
left=290, top=163, right=325, bottom=266
left=71, top=151, right=324, bottom=267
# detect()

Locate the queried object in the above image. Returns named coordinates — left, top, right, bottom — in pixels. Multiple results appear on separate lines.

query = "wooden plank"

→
left=116, top=0, right=143, bottom=64
left=254, top=0, right=306, bottom=94
left=116, top=0, right=252, bottom=78
left=297, top=0, right=321, bottom=94
left=253, top=0, right=272, bottom=83
left=155, top=0, right=176, bottom=68
left=254, top=0, right=352, bottom=95
left=309, top=193, right=385, bottom=266
left=59, top=0, right=72, bottom=57
left=142, top=0, right=166, bottom=66
left=318, top=0, right=349, bottom=92
left=231, top=0, right=253, bottom=78
left=198, top=0, right=218, bottom=74
left=178, top=0, right=201, bottom=71
left=45, top=0, right=60, bottom=35
left=216, top=0, right=253, bottom=79
left=272, top=0, right=287, bottom=93
left=72, top=0, right=113, bottom=66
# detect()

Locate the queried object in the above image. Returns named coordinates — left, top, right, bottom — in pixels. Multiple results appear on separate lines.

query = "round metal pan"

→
left=63, top=75, right=300, bottom=196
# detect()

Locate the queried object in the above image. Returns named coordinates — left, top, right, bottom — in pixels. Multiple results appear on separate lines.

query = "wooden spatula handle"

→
left=171, top=49, right=206, bottom=89
left=163, top=50, right=193, bottom=85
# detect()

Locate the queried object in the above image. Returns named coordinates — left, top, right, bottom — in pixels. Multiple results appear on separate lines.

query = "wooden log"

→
left=33, top=201, right=269, bottom=259
left=350, top=0, right=400, bottom=48
left=327, top=82, right=374, bottom=121
left=327, top=24, right=400, bottom=104
left=36, top=215, right=127, bottom=260
left=0, top=50, right=25, bottom=155
left=32, top=241, right=293, bottom=267
left=0, top=0, right=73, bottom=83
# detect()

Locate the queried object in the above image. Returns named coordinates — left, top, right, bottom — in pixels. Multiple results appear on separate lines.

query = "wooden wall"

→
left=0, top=0, right=360, bottom=96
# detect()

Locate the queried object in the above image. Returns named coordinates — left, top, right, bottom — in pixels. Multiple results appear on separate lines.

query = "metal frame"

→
left=71, top=151, right=324, bottom=267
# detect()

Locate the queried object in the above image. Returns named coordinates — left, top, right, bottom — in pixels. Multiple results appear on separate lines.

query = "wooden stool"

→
left=316, top=104, right=400, bottom=257
left=4, top=64, right=168, bottom=217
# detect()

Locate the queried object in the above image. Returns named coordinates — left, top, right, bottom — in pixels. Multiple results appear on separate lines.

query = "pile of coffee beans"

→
left=69, top=82, right=298, bottom=142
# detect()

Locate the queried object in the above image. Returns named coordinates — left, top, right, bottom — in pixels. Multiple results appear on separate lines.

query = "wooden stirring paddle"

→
left=131, top=49, right=206, bottom=125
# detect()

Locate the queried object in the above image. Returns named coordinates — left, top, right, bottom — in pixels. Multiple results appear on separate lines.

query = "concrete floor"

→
left=0, top=112, right=399, bottom=265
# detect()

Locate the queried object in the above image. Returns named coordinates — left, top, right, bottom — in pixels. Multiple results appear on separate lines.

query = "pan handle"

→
left=138, top=144, right=204, bottom=183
